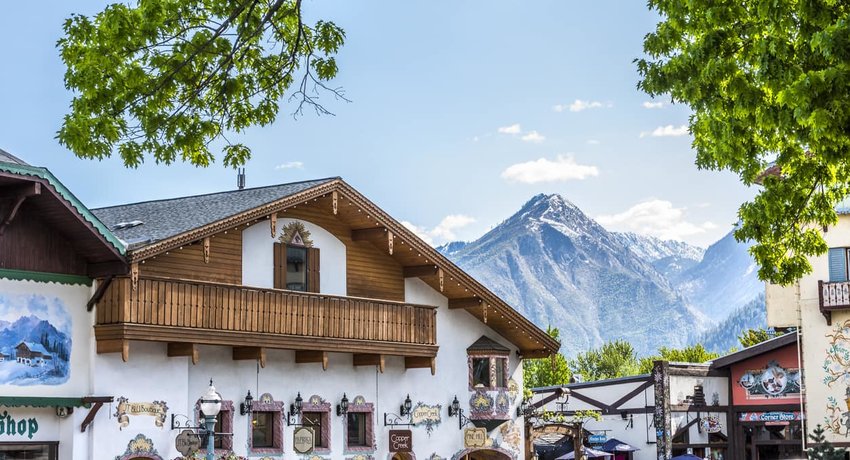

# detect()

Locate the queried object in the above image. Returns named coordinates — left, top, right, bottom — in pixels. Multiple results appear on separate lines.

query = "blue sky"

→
left=0, top=1, right=755, bottom=248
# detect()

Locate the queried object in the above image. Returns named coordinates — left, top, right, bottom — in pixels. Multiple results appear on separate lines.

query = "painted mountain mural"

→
left=438, top=194, right=765, bottom=357
left=0, top=294, right=72, bottom=385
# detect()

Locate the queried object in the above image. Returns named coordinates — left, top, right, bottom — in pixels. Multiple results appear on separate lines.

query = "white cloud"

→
left=501, top=154, right=599, bottom=184
left=553, top=99, right=609, bottom=113
left=586, top=139, right=600, bottom=145
left=498, top=124, right=522, bottom=134
left=275, top=161, right=304, bottom=170
left=642, top=101, right=664, bottom=109
left=596, top=199, right=717, bottom=242
left=402, top=214, right=477, bottom=246
left=521, top=131, right=545, bottom=143
left=640, top=124, right=688, bottom=138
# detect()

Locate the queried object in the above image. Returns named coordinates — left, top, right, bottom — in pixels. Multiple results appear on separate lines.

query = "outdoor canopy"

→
left=600, top=438, right=640, bottom=452
left=555, top=447, right=613, bottom=459
left=670, top=455, right=703, bottom=460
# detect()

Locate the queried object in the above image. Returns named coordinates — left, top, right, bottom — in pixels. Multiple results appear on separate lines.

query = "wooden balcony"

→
left=94, top=276, right=438, bottom=366
left=819, top=280, right=850, bottom=324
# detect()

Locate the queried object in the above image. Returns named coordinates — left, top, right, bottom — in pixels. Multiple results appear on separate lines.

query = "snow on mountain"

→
left=439, top=194, right=764, bottom=357
left=443, top=194, right=709, bottom=357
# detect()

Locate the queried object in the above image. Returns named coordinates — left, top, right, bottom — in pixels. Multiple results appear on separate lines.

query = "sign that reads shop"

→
left=389, top=430, right=412, bottom=453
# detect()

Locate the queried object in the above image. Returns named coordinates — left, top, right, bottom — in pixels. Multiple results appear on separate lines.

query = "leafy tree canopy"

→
left=738, top=328, right=776, bottom=348
left=637, top=1, right=850, bottom=284
left=58, top=0, right=345, bottom=168
left=568, top=340, right=640, bottom=382
left=638, top=344, right=719, bottom=374
left=523, top=326, right=571, bottom=389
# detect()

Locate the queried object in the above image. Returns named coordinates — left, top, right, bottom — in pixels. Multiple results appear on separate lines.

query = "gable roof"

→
left=95, top=177, right=559, bottom=357
left=92, top=178, right=337, bottom=247
left=710, top=332, right=797, bottom=369
left=0, top=155, right=126, bottom=261
left=18, top=342, right=50, bottom=355
left=467, top=335, right=511, bottom=353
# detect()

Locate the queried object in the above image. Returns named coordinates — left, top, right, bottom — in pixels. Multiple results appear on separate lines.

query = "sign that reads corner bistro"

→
left=389, top=430, right=412, bottom=453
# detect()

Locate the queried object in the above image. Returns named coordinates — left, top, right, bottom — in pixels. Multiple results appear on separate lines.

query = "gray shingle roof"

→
left=92, top=178, right=338, bottom=247
left=0, top=148, right=28, bottom=165
left=467, top=335, right=510, bottom=353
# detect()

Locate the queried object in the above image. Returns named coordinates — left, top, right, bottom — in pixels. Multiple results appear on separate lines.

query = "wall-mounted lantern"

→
left=240, top=390, right=254, bottom=416
left=286, top=392, right=303, bottom=426
left=384, top=394, right=415, bottom=427
left=336, top=393, right=349, bottom=416
left=448, top=395, right=471, bottom=429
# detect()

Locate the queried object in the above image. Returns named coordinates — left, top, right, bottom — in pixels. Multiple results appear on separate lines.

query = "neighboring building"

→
left=765, top=210, right=850, bottom=449
left=0, top=150, right=558, bottom=459
left=531, top=334, right=800, bottom=460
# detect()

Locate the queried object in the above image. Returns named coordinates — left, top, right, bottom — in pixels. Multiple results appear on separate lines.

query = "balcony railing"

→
left=819, top=280, right=850, bottom=325
left=95, top=276, right=437, bottom=356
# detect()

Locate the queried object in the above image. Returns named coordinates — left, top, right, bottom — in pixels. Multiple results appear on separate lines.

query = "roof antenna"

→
left=237, top=168, right=246, bottom=190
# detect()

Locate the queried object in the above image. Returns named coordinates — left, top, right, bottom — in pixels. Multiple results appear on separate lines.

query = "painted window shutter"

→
left=273, top=242, right=285, bottom=289
left=307, top=247, right=320, bottom=293
left=828, top=247, right=848, bottom=282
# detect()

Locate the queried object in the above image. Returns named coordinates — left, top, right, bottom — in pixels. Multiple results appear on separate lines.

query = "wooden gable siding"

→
left=279, top=207, right=405, bottom=302
left=0, top=202, right=87, bottom=275
left=140, top=230, right=242, bottom=284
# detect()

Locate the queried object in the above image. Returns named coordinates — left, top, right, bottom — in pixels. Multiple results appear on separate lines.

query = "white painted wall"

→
left=242, top=217, right=347, bottom=295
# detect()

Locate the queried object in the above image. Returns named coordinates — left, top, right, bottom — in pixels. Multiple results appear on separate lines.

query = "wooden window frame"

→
left=274, top=243, right=320, bottom=293
left=343, top=397, right=375, bottom=454
left=195, top=399, right=234, bottom=453
left=247, top=394, right=284, bottom=455
left=467, top=352, right=510, bottom=391
left=0, top=442, right=58, bottom=460
left=301, top=396, right=332, bottom=453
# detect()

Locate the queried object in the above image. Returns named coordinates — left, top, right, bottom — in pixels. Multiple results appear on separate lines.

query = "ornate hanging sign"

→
left=411, top=403, right=442, bottom=435
left=389, top=430, right=412, bottom=453
left=463, top=427, right=487, bottom=448
left=114, top=397, right=169, bottom=429
left=280, top=221, right=313, bottom=247
left=737, top=360, right=801, bottom=399
left=293, top=426, right=314, bottom=454
left=700, top=415, right=722, bottom=433
left=175, top=429, right=200, bottom=456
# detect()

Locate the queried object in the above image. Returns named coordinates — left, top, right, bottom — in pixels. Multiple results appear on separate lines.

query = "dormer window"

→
left=467, top=336, right=510, bottom=390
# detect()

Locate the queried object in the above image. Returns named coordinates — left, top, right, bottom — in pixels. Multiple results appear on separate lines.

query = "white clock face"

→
left=760, top=365, right=787, bottom=396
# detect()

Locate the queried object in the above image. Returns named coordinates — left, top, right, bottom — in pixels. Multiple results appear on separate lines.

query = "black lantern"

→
left=516, top=398, right=529, bottom=417
left=240, top=390, right=254, bottom=416
left=286, top=392, right=303, bottom=426
left=448, top=395, right=460, bottom=417
left=401, top=394, right=413, bottom=416
left=337, top=393, right=349, bottom=416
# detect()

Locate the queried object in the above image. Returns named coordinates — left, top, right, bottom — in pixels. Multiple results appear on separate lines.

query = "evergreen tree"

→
left=523, top=327, right=571, bottom=389
left=808, top=424, right=846, bottom=459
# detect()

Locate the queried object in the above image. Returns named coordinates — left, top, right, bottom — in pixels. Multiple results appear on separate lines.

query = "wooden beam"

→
left=87, top=261, right=128, bottom=278
left=0, top=182, right=41, bottom=200
left=97, top=339, right=128, bottom=362
left=270, top=212, right=277, bottom=237
left=167, top=342, right=199, bottom=365
left=332, top=191, right=338, bottom=215
left=610, top=379, right=653, bottom=410
left=403, top=265, right=439, bottom=278
left=203, top=237, right=210, bottom=264
left=296, top=350, right=328, bottom=370
left=350, top=227, right=387, bottom=241
left=0, top=182, right=40, bottom=236
left=448, top=297, right=482, bottom=309
left=80, top=402, right=104, bottom=433
left=87, top=276, right=113, bottom=312
left=233, top=346, right=266, bottom=368
left=353, top=354, right=385, bottom=373
left=405, top=356, right=436, bottom=376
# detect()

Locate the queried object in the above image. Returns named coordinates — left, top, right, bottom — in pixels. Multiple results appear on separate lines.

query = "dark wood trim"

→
left=87, top=261, right=129, bottom=278
left=295, top=350, right=328, bottom=370
left=673, top=417, right=699, bottom=439
left=350, top=227, right=388, bottom=241
left=671, top=404, right=730, bottom=412
left=0, top=182, right=40, bottom=236
left=529, top=388, right=570, bottom=411
left=730, top=404, right=801, bottom=412
left=610, top=379, right=653, bottom=410
left=87, top=276, right=113, bottom=312
left=404, top=356, right=435, bottom=375
left=233, top=346, right=266, bottom=368
left=402, top=265, right=439, bottom=278
left=711, top=333, right=797, bottom=368
left=95, top=324, right=439, bottom=358
left=167, top=342, right=199, bottom=365
left=80, top=402, right=103, bottom=433
left=569, top=390, right=613, bottom=414
left=353, top=354, right=385, bottom=373
left=448, top=297, right=482, bottom=309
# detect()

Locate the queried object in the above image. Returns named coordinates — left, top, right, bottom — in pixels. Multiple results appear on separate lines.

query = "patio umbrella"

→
left=670, top=455, right=703, bottom=460
left=600, top=438, right=640, bottom=453
left=555, top=447, right=613, bottom=459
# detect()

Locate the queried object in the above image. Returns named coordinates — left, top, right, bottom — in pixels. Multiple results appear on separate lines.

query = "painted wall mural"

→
left=0, top=293, right=72, bottom=385
left=115, top=433, right=162, bottom=460
left=824, top=319, right=850, bottom=435
left=737, top=360, right=801, bottom=399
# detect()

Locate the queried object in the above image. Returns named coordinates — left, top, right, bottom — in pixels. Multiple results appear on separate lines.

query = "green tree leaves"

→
left=57, top=0, right=346, bottom=168
left=523, top=326, right=572, bottom=389
left=569, top=340, right=640, bottom=382
left=638, top=1, right=850, bottom=284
